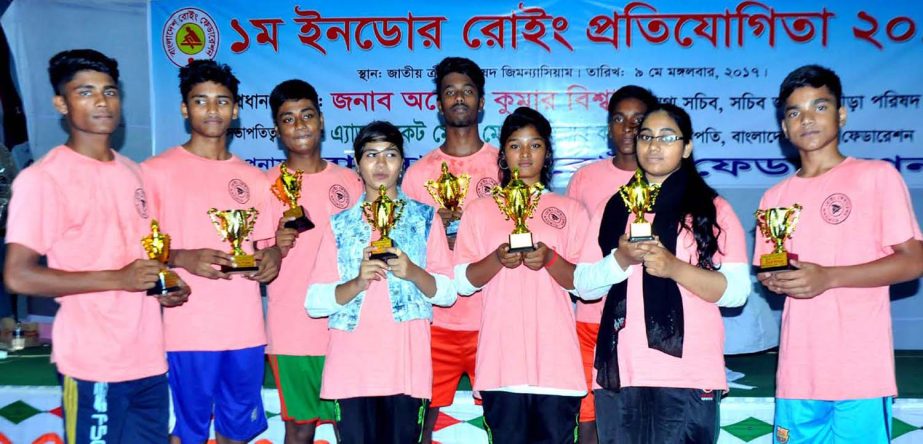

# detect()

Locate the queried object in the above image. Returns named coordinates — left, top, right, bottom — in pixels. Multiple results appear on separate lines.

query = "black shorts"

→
left=594, top=386, right=720, bottom=444
left=336, top=395, right=427, bottom=444
left=481, top=391, right=581, bottom=444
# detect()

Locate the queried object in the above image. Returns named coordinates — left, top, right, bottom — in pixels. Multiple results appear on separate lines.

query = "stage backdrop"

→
left=148, top=0, right=923, bottom=348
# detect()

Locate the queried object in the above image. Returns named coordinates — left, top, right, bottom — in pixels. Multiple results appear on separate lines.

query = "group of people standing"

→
left=3, top=48, right=921, bottom=444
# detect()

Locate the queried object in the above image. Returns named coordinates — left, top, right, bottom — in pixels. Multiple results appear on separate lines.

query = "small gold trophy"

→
left=207, top=208, right=260, bottom=273
left=141, top=219, right=182, bottom=296
left=490, top=168, right=544, bottom=253
left=424, top=161, right=471, bottom=236
left=271, top=163, right=315, bottom=233
left=619, top=169, right=661, bottom=242
left=755, top=204, right=802, bottom=272
left=362, top=185, right=405, bottom=261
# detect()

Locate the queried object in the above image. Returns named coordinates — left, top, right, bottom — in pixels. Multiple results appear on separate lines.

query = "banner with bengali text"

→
left=149, top=0, right=923, bottom=189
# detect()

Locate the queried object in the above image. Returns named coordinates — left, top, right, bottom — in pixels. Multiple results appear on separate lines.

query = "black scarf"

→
left=594, top=165, right=689, bottom=390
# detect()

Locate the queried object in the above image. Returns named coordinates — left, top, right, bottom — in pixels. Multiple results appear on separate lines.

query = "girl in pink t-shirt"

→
left=574, top=103, right=749, bottom=444
left=305, top=121, right=456, bottom=444
left=454, top=107, right=589, bottom=443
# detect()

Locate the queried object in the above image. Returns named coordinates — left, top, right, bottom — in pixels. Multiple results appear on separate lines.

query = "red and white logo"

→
left=821, top=193, right=851, bottom=225
left=329, top=184, right=350, bottom=209
left=228, top=179, right=250, bottom=204
left=476, top=177, right=499, bottom=198
left=162, top=8, right=219, bottom=67
left=541, top=207, right=567, bottom=229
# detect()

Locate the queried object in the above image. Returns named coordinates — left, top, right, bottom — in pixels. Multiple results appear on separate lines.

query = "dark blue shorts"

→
left=62, top=373, right=169, bottom=444
left=167, top=345, right=267, bottom=442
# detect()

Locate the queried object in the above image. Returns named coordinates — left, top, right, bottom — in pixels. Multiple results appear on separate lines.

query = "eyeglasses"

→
left=636, top=134, right=684, bottom=144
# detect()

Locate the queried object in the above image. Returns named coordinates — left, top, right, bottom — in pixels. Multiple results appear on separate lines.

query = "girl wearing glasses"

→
left=574, top=103, right=750, bottom=443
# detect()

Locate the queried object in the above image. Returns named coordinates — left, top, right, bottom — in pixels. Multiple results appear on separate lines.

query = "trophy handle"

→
left=490, top=187, right=512, bottom=221
left=525, top=184, right=543, bottom=219
left=244, top=208, right=260, bottom=242
left=392, top=200, right=405, bottom=223
left=207, top=209, right=230, bottom=242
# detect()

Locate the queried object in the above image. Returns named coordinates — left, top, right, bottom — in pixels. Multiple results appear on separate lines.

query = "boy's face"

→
left=181, top=81, right=238, bottom=138
left=609, top=97, right=648, bottom=156
left=275, top=99, right=323, bottom=155
left=781, top=85, right=846, bottom=154
left=53, top=70, right=121, bottom=136
left=437, top=72, right=483, bottom=128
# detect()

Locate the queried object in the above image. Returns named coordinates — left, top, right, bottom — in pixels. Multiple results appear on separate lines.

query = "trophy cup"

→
left=755, top=204, right=802, bottom=272
left=362, top=185, right=405, bottom=262
left=271, top=162, right=315, bottom=233
left=490, top=168, right=543, bottom=253
left=619, top=169, right=661, bottom=242
left=207, top=208, right=260, bottom=273
left=424, top=161, right=471, bottom=236
left=141, top=220, right=182, bottom=296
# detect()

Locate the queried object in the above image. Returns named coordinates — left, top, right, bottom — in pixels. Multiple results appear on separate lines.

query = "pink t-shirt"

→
left=566, top=158, right=637, bottom=324
left=316, top=212, right=454, bottom=400
left=754, top=157, right=921, bottom=400
left=455, top=193, right=588, bottom=392
left=581, top=197, right=747, bottom=391
left=265, top=163, right=363, bottom=356
left=5, top=146, right=166, bottom=382
left=142, top=147, right=276, bottom=352
left=403, top=143, right=500, bottom=331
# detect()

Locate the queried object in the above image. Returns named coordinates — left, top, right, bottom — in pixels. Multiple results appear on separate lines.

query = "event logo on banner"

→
left=162, top=7, right=220, bottom=67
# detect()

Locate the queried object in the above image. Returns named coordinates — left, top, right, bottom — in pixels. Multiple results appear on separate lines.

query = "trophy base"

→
left=284, top=206, right=315, bottom=233
left=508, top=232, right=535, bottom=253
left=628, top=222, right=654, bottom=242
left=370, top=238, right=398, bottom=262
left=221, top=254, right=259, bottom=274
left=147, top=270, right=181, bottom=296
left=760, top=252, right=799, bottom=273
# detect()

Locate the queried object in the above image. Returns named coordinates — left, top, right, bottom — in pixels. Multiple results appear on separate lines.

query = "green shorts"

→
left=268, top=354, right=336, bottom=423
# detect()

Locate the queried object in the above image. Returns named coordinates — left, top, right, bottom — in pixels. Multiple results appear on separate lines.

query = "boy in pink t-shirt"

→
left=400, top=57, right=498, bottom=441
left=264, top=79, right=363, bottom=443
left=142, top=60, right=282, bottom=444
left=757, top=65, right=923, bottom=444
left=4, top=50, right=188, bottom=444
left=564, top=85, right=656, bottom=441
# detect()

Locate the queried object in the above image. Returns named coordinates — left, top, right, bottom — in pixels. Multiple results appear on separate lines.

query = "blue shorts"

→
left=773, top=397, right=892, bottom=444
left=62, top=373, right=168, bottom=444
left=167, top=346, right=267, bottom=442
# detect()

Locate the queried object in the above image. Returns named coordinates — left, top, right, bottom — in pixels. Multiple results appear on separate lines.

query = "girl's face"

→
left=636, top=111, right=692, bottom=183
left=503, top=125, right=546, bottom=184
left=357, top=141, right=403, bottom=191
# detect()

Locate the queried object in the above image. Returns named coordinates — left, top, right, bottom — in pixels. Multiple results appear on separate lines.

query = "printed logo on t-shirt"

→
left=133, top=188, right=149, bottom=219
left=228, top=179, right=251, bottom=204
left=821, top=193, right=851, bottom=225
left=329, top=184, right=350, bottom=209
left=476, top=177, right=499, bottom=198
left=541, top=207, right=567, bottom=229
left=775, top=426, right=790, bottom=443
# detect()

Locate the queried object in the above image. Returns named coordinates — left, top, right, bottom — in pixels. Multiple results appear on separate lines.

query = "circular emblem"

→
left=228, top=179, right=250, bottom=204
left=476, top=177, right=499, bottom=198
left=134, top=188, right=149, bottom=219
left=329, top=184, right=350, bottom=209
left=821, top=193, right=851, bottom=224
left=541, top=207, right=567, bottom=229
left=162, top=8, right=220, bottom=67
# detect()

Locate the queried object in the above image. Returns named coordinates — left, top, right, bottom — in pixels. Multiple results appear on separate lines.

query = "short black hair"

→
left=353, top=121, right=405, bottom=160
left=179, top=59, right=240, bottom=103
left=48, top=49, right=119, bottom=95
left=434, top=57, right=485, bottom=99
left=497, top=107, right=553, bottom=187
left=270, top=79, right=320, bottom=124
left=607, top=85, right=657, bottom=122
left=778, top=64, right=842, bottom=109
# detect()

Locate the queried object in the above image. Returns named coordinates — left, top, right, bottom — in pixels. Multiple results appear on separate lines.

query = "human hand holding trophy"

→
left=141, top=219, right=182, bottom=296
left=755, top=204, right=802, bottom=272
left=271, top=162, right=315, bottom=233
left=490, top=168, right=543, bottom=253
left=619, top=169, right=661, bottom=242
left=362, top=185, right=405, bottom=262
left=207, top=208, right=260, bottom=273
left=425, top=162, right=470, bottom=236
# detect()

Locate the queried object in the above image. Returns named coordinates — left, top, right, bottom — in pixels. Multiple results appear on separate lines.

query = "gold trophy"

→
left=271, top=162, right=315, bottom=232
left=141, top=220, right=182, bottom=296
left=424, top=161, right=471, bottom=236
left=755, top=204, right=802, bottom=272
left=207, top=208, right=260, bottom=273
left=362, top=185, right=405, bottom=261
left=619, top=169, right=661, bottom=242
left=490, top=168, right=544, bottom=253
